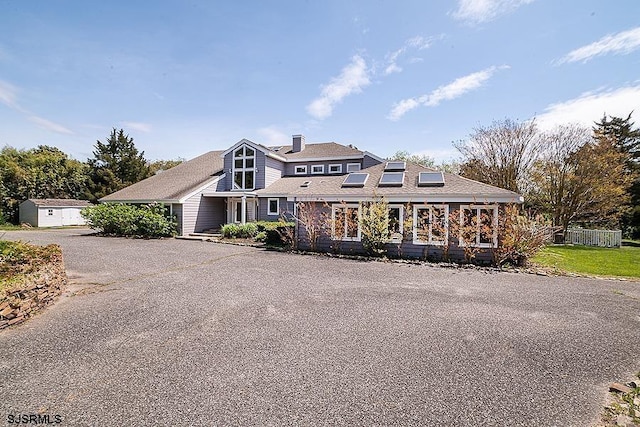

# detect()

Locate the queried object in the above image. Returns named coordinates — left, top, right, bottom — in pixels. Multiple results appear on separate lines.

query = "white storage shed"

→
left=19, top=199, right=91, bottom=227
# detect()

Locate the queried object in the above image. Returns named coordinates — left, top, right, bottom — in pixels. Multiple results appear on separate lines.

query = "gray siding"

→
left=182, top=195, right=226, bottom=234
left=264, top=157, right=284, bottom=188
left=171, top=203, right=183, bottom=235
left=223, top=145, right=269, bottom=190
left=293, top=201, right=496, bottom=263
left=363, top=154, right=383, bottom=169
left=284, top=160, right=361, bottom=176
left=257, top=197, right=289, bottom=220
left=255, top=151, right=266, bottom=189
left=223, top=152, right=233, bottom=191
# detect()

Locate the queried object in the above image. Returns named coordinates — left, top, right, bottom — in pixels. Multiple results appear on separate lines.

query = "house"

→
left=19, top=199, right=91, bottom=227
left=101, top=135, right=523, bottom=260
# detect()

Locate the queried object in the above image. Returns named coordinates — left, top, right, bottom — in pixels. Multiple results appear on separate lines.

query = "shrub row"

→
left=221, top=223, right=258, bottom=239
left=81, top=203, right=177, bottom=238
left=220, top=221, right=295, bottom=246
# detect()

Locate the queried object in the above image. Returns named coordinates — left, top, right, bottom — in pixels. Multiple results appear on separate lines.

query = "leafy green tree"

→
left=0, top=145, right=88, bottom=223
left=360, top=198, right=390, bottom=256
left=593, top=113, right=640, bottom=237
left=388, top=150, right=435, bottom=168
left=529, top=125, right=630, bottom=232
left=148, top=158, right=184, bottom=175
left=86, top=128, right=150, bottom=202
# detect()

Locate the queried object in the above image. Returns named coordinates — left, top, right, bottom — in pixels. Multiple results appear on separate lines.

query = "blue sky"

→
left=1, top=0, right=639, bottom=163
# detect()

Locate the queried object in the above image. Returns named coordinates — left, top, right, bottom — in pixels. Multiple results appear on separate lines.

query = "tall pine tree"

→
left=86, top=128, right=150, bottom=202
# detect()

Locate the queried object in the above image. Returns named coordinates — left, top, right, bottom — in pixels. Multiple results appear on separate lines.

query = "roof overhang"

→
left=280, top=194, right=524, bottom=204
left=99, top=199, right=180, bottom=204
left=220, top=139, right=287, bottom=162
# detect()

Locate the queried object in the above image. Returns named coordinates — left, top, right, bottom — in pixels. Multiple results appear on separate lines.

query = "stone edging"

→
left=0, top=251, right=67, bottom=330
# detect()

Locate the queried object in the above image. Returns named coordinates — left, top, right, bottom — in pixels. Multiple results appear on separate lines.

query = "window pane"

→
left=269, top=199, right=278, bottom=214
left=235, top=148, right=243, bottom=157
left=245, top=147, right=255, bottom=157
left=389, top=207, right=401, bottom=234
left=245, top=158, right=254, bottom=168
left=334, top=208, right=346, bottom=238
left=461, top=208, right=477, bottom=244
left=244, top=171, right=254, bottom=189
left=234, top=172, right=243, bottom=188
left=479, top=208, right=494, bottom=244
left=416, top=208, right=430, bottom=242
left=346, top=208, right=358, bottom=238
left=431, top=207, right=446, bottom=241
left=234, top=159, right=243, bottom=169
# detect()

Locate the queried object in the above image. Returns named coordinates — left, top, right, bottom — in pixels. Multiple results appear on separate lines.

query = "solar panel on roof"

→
left=418, top=171, right=445, bottom=186
left=379, top=172, right=404, bottom=186
left=385, top=161, right=406, bottom=171
left=342, top=173, right=369, bottom=187
left=300, top=181, right=311, bottom=187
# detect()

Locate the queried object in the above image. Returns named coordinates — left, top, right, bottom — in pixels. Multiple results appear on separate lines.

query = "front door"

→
left=229, top=197, right=257, bottom=224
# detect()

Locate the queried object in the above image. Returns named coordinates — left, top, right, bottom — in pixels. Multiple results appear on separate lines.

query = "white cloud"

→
left=0, top=80, right=19, bottom=109
left=28, top=116, right=74, bottom=135
left=257, top=126, right=289, bottom=145
left=451, top=0, right=535, bottom=24
left=415, top=147, right=460, bottom=163
left=383, top=35, right=442, bottom=76
left=558, top=27, right=640, bottom=64
left=388, top=65, right=509, bottom=121
left=306, top=55, right=371, bottom=120
left=122, top=121, right=152, bottom=133
left=536, top=84, right=640, bottom=130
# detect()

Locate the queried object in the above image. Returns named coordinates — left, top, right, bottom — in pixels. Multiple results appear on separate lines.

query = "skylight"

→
left=385, top=161, right=406, bottom=171
left=300, top=181, right=311, bottom=188
left=342, top=173, right=369, bottom=187
left=379, top=172, right=404, bottom=187
left=418, top=171, right=445, bottom=186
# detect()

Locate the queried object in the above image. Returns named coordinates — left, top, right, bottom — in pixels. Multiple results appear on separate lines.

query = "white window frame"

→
left=331, top=204, right=361, bottom=241
left=232, top=145, right=256, bottom=190
left=413, top=205, right=449, bottom=246
left=459, top=205, right=498, bottom=248
left=387, top=205, right=404, bottom=242
left=311, top=164, right=325, bottom=174
left=346, top=163, right=361, bottom=173
left=328, top=164, right=342, bottom=174
left=267, top=198, right=280, bottom=216
left=294, top=165, right=307, bottom=175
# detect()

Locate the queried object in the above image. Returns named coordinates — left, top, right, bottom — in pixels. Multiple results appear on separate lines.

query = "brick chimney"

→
left=292, top=134, right=305, bottom=153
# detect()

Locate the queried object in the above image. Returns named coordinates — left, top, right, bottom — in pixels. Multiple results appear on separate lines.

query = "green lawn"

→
left=532, top=244, right=640, bottom=279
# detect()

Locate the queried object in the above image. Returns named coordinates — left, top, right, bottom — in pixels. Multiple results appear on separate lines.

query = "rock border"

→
left=0, top=247, right=67, bottom=330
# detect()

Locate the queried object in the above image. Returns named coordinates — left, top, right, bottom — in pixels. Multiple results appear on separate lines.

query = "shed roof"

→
left=27, top=199, right=92, bottom=207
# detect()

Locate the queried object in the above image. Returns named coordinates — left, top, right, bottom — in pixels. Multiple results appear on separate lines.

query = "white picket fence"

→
left=565, top=229, right=622, bottom=248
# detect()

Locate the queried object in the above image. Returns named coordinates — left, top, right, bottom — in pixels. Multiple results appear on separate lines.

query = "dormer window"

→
left=233, top=146, right=255, bottom=190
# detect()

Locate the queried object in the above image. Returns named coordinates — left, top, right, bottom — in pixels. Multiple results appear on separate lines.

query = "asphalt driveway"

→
left=1, top=229, right=639, bottom=426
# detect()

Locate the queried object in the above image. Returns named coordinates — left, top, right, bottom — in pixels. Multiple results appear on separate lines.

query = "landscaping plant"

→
left=81, top=203, right=177, bottom=238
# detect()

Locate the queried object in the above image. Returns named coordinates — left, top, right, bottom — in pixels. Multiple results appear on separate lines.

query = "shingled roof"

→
left=272, top=142, right=364, bottom=160
left=100, top=150, right=224, bottom=202
left=27, top=199, right=92, bottom=207
left=257, top=162, right=522, bottom=202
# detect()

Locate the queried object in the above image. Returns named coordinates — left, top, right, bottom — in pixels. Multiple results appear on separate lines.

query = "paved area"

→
left=1, top=229, right=639, bottom=426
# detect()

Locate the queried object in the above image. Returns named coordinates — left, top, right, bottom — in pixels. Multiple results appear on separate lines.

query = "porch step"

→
left=189, top=232, right=222, bottom=238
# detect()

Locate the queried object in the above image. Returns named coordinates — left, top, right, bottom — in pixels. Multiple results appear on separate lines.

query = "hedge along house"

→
left=101, top=135, right=523, bottom=261
left=19, top=199, right=91, bottom=227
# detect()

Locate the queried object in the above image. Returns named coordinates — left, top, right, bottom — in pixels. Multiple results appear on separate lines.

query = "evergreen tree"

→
left=594, top=113, right=640, bottom=237
left=86, top=128, right=150, bottom=202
